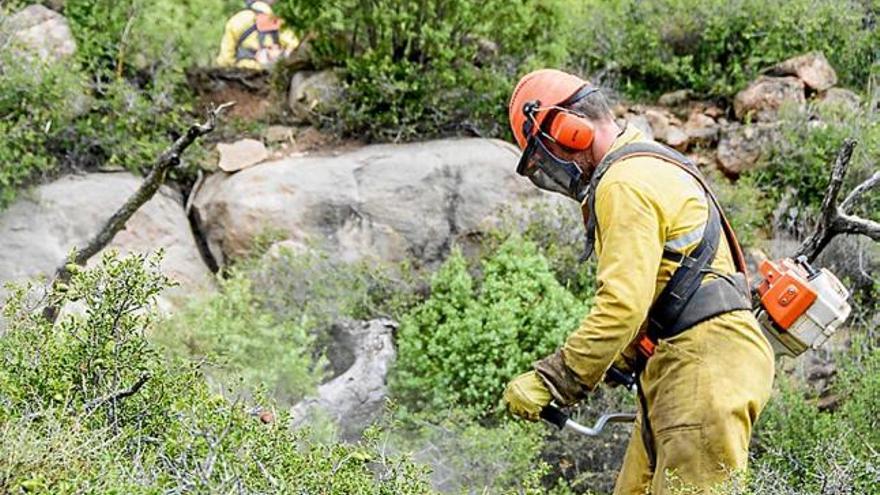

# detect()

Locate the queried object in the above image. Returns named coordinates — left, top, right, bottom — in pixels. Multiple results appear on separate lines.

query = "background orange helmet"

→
left=508, top=69, right=589, bottom=150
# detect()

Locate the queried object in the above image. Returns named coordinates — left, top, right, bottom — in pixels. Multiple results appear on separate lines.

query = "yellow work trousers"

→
left=613, top=311, right=775, bottom=495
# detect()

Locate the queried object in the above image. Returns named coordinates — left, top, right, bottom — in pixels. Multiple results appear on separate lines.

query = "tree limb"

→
left=85, top=373, right=150, bottom=412
left=43, top=103, right=233, bottom=322
left=793, top=139, right=880, bottom=262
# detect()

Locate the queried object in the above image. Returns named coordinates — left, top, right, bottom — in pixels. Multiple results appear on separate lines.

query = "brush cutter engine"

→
left=755, top=256, right=851, bottom=358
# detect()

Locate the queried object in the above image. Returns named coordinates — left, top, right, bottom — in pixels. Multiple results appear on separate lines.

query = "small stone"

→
left=683, top=112, right=719, bottom=145
left=643, top=108, right=672, bottom=142
left=766, top=52, right=838, bottom=92
left=288, top=69, right=343, bottom=124
left=259, top=411, right=274, bottom=424
left=265, top=125, right=295, bottom=145
left=217, top=139, right=269, bottom=173
left=658, top=89, right=694, bottom=107
left=665, top=125, right=689, bottom=150
left=6, top=5, right=77, bottom=64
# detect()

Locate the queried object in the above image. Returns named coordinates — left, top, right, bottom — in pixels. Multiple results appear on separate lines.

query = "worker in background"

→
left=502, top=69, right=775, bottom=494
left=216, top=0, right=298, bottom=70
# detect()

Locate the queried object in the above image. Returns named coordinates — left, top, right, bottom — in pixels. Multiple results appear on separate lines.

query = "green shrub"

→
left=495, top=201, right=598, bottom=301
left=392, top=237, right=588, bottom=413
left=0, top=252, right=435, bottom=493
left=389, top=409, right=555, bottom=495
left=275, top=0, right=571, bottom=141
left=0, top=54, right=85, bottom=207
left=746, top=99, right=880, bottom=235
left=750, top=340, right=880, bottom=493
left=154, top=268, right=322, bottom=406
left=571, top=0, right=879, bottom=98
left=249, top=245, right=424, bottom=328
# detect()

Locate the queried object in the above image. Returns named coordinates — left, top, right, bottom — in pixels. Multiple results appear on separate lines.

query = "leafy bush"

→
left=389, top=409, right=554, bottom=494
left=0, top=251, right=435, bottom=493
left=571, top=0, right=879, bottom=98
left=392, top=237, right=588, bottom=413
left=747, top=101, right=880, bottom=235
left=0, top=50, right=86, bottom=207
left=750, top=339, right=880, bottom=493
left=155, top=268, right=322, bottom=406
left=275, top=0, right=571, bottom=141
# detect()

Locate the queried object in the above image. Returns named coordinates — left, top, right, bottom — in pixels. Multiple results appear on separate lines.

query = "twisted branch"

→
left=793, top=139, right=880, bottom=262
left=42, top=103, right=233, bottom=322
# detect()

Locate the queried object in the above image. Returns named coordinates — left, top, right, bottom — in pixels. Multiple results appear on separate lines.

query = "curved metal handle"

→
left=540, top=405, right=636, bottom=436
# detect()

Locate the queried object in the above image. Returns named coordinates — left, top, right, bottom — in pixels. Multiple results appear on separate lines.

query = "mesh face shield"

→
left=516, top=134, right=588, bottom=201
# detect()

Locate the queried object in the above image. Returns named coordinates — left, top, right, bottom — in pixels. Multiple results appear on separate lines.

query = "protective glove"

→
left=503, top=371, right=552, bottom=421
left=534, top=349, right=588, bottom=405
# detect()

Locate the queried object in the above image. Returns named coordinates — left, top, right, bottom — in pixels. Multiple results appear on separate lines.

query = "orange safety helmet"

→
left=509, top=69, right=590, bottom=149
left=508, top=69, right=598, bottom=201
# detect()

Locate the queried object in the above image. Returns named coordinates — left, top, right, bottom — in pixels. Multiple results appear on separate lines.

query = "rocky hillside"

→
left=1, top=2, right=878, bottom=494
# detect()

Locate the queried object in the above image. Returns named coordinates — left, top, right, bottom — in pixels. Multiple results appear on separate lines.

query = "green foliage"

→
left=750, top=341, right=880, bottom=492
left=746, top=99, right=880, bottom=235
left=275, top=0, right=571, bottom=141
left=389, top=409, right=555, bottom=494
left=712, top=171, right=766, bottom=248
left=155, top=268, right=322, bottom=406
left=496, top=201, right=598, bottom=300
left=0, top=0, right=237, bottom=209
left=393, top=237, right=588, bottom=412
left=0, top=53, right=85, bottom=207
left=571, top=0, right=879, bottom=98
left=0, top=252, right=435, bottom=493
left=249, top=245, right=423, bottom=327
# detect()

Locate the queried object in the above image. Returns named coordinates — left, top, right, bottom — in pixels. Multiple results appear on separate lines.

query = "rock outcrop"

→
left=765, top=51, right=838, bottom=92
left=292, top=318, right=397, bottom=441
left=288, top=69, right=343, bottom=124
left=3, top=5, right=77, bottom=63
left=217, top=139, right=269, bottom=172
left=734, top=76, right=806, bottom=122
left=716, top=122, right=781, bottom=176
left=193, top=138, right=569, bottom=266
left=0, top=173, right=214, bottom=310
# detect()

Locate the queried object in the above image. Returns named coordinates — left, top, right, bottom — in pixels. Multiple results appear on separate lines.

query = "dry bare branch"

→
left=793, top=139, right=880, bottom=262
left=85, top=373, right=150, bottom=412
left=42, top=103, right=233, bottom=322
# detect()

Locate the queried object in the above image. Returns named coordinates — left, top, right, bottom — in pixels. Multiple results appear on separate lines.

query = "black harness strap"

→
left=234, top=9, right=281, bottom=62
left=582, top=141, right=754, bottom=469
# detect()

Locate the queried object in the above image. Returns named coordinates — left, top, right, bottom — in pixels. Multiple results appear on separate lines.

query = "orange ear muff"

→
left=548, top=112, right=594, bottom=150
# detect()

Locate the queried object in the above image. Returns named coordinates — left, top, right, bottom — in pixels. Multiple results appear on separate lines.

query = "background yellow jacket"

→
left=216, top=2, right=298, bottom=70
left=561, top=126, right=775, bottom=493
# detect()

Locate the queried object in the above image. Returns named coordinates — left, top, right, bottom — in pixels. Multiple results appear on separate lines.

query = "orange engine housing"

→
left=757, top=259, right=817, bottom=330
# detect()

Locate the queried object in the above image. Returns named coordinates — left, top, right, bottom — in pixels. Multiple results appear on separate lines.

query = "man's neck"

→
left=590, top=119, right=623, bottom=165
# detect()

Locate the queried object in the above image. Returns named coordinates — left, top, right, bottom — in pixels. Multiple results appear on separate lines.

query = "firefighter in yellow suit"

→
left=216, top=0, right=298, bottom=70
left=502, top=69, right=775, bottom=494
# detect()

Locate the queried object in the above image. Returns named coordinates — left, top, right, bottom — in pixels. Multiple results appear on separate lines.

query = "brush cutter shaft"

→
left=540, top=405, right=636, bottom=436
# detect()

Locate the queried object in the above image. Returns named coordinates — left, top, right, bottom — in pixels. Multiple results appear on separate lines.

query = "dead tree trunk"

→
left=42, top=103, right=233, bottom=323
left=793, top=138, right=880, bottom=262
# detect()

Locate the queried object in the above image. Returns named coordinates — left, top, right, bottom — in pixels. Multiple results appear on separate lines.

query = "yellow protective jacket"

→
left=560, top=126, right=775, bottom=494
left=216, top=2, right=298, bottom=70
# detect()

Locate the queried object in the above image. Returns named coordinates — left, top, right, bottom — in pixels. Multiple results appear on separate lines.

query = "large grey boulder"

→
left=0, top=173, right=214, bottom=310
left=734, top=76, right=805, bottom=122
left=192, top=138, right=570, bottom=266
left=3, top=5, right=77, bottom=63
left=292, top=318, right=397, bottom=441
